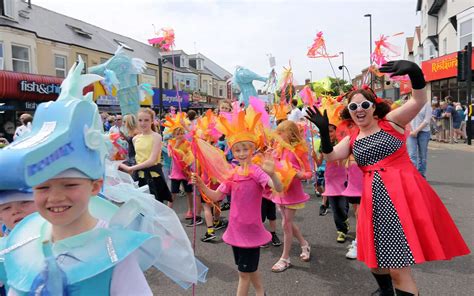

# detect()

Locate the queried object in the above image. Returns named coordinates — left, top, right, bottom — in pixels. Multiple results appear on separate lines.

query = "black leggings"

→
left=327, top=196, right=349, bottom=233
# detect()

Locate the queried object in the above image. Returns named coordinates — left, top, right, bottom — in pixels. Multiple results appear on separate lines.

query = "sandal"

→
left=300, top=242, right=311, bottom=262
left=271, top=257, right=291, bottom=273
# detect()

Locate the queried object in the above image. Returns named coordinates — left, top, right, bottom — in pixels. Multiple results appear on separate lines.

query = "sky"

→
left=33, top=0, right=420, bottom=88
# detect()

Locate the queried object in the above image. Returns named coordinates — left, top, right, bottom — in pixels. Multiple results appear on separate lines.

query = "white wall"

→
left=0, top=27, right=37, bottom=73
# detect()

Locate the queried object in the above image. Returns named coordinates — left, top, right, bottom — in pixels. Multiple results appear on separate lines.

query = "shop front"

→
left=0, top=71, right=63, bottom=142
left=152, top=88, right=189, bottom=115
left=422, top=50, right=474, bottom=104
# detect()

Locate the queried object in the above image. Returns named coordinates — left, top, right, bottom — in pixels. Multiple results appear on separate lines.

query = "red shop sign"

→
left=421, top=49, right=474, bottom=82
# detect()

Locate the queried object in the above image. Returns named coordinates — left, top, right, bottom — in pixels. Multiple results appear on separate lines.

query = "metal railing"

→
left=431, top=116, right=456, bottom=143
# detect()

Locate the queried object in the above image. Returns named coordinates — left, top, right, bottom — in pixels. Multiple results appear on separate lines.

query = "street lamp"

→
left=338, top=65, right=352, bottom=85
left=309, top=70, right=312, bottom=82
left=364, top=13, right=373, bottom=89
left=339, top=51, right=345, bottom=81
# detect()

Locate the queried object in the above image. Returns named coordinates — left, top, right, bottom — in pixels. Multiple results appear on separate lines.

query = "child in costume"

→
left=321, top=124, right=349, bottom=244
left=120, top=108, right=173, bottom=206
left=342, top=155, right=363, bottom=259
left=192, top=109, right=283, bottom=296
left=0, top=189, right=37, bottom=296
left=0, top=59, right=207, bottom=295
left=271, top=120, right=312, bottom=273
left=0, top=189, right=36, bottom=237
left=167, top=124, right=194, bottom=211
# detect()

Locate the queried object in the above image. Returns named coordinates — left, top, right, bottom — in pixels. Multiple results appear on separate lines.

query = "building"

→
left=351, top=67, right=399, bottom=100
left=415, top=0, right=473, bottom=103
left=0, top=0, right=231, bottom=137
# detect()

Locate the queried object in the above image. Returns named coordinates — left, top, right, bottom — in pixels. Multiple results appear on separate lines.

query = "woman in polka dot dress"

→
left=306, top=60, right=470, bottom=296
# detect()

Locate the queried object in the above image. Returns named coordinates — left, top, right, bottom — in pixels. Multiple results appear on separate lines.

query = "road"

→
left=147, top=143, right=474, bottom=296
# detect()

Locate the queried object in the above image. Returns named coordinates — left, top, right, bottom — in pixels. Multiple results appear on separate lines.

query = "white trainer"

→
left=345, top=240, right=357, bottom=260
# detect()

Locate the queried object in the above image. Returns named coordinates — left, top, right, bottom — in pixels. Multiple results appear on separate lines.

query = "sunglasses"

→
left=348, top=100, right=374, bottom=112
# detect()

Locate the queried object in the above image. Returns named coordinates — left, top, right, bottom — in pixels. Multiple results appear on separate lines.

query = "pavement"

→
left=147, top=144, right=474, bottom=296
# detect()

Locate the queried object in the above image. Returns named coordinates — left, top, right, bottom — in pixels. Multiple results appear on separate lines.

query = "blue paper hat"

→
left=0, top=188, right=33, bottom=205
left=0, top=57, right=108, bottom=189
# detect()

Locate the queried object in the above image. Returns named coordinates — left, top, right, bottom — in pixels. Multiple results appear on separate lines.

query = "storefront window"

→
left=55, top=55, right=67, bottom=78
left=459, top=19, right=472, bottom=49
left=12, top=45, right=30, bottom=73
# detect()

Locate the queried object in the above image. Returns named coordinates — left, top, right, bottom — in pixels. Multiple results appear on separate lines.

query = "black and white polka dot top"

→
left=352, top=129, right=404, bottom=166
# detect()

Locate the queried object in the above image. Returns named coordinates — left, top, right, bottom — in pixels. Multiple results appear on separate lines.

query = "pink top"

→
left=342, top=164, right=363, bottom=197
left=169, top=147, right=187, bottom=180
left=271, top=149, right=310, bottom=205
left=217, top=165, right=272, bottom=248
left=322, top=161, right=347, bottom=196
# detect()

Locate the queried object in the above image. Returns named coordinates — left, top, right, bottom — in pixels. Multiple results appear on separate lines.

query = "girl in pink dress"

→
left=193, top=140, right=283, bottom=296
left=271, top=120, right=312, bottom=273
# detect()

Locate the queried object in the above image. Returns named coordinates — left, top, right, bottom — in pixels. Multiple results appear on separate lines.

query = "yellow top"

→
left=134, top=134, right=161, bottom=178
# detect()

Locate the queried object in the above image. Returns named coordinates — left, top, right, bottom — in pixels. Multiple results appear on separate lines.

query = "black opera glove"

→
left=379, top=60, right=426, bottom=90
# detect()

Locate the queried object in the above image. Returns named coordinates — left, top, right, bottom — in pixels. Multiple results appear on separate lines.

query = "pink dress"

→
left=322, top=161, right=347, bottom=196
left=217, top=165, right=272, bottom=248
left=271, top=149, right=310, bottom=205
left=342, top=164, right=363, bottom=197
left=169, top=145, right=187, bottom=180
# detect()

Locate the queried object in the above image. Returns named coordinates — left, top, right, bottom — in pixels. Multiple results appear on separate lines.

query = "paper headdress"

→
left=217, top=106, right=262, bottom=148
left=0, top=57, right=107, bottom=189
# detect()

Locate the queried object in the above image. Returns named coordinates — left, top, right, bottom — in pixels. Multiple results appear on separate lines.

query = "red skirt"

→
left=357, top=160, right=470, bottom=268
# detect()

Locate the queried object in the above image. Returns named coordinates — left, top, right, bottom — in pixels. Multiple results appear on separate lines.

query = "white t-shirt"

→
left=288, top=107, right=305, bottom=122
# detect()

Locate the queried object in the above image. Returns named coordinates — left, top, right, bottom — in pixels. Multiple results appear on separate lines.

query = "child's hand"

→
left=261, top=151, right=276, bottom=176
left=190, top=173, right=203, bottom=187
left=119, top=163, right=132, bottom=174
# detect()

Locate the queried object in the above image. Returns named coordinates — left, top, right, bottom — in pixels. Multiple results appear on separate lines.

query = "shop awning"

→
left=0, top=71, right=94, bottom=101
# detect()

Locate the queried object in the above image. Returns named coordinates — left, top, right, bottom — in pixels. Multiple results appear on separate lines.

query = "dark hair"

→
left=340, top=89, right=391, bottom=120
left=291, top=99, right=298, bottom=107
left=187, top=110, right=197, bottom=121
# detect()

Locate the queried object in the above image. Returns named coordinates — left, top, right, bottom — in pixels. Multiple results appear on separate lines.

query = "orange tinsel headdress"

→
left=162, top=112, right=190, bottom=134
left=273, top=102, right=289, bottom=121
left=217, top=106, right=262, bottom=148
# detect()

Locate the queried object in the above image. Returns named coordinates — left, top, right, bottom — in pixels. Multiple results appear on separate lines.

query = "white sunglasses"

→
left=348, top=100, right=374, bottom=112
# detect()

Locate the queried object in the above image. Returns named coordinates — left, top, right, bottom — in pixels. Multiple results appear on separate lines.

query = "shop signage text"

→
left=422, top=49, right=474, bottom=82
left=19, top=80, right=61, bottom=95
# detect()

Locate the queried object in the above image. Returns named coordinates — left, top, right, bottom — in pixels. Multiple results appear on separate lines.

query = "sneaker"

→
left=186, top=216, right=203, bottom=227
left=319, top=205, right=328, bottom=216
left=345, top=240, right=357, bottom=259
left=220, top=202, right=230, bottom=211
left=344, top=219, right=350, bottom=233
left=184, top=211, right=193, bottom=220
left=213, top=219, right=228, bottom=230
left=201, top=231, right=216, bottom=242
left=271, top=233, right=282, bottom=246
left=336, top=231, right=346, bottom=243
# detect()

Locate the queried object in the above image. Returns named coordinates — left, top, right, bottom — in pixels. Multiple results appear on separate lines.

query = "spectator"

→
left=407, top=101, right=432, bottom=177
left=13, top=113, right=33, bottom=141
left=442, top=97, right=458, bottom=142
left=109, top=114, right=123, bottom=134
left=432, top=102, right=443, bottom=141
left=288, top=99, right=305, bottom=122
left=105, top=115, right=115, bottom=132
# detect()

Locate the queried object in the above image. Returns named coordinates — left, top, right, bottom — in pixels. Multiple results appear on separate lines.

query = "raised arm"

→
left=379, top=60, right=427, bottom=127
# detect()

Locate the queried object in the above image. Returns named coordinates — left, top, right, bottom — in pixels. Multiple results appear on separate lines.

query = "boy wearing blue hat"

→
left=0, top=189, right=36, bottom=236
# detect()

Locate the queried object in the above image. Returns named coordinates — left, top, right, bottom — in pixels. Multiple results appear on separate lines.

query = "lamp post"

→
left=158, top=57, right=165, bottom=120
left=339, top=51, right=345, bottom=81
left=338, top=65, right=352, bottom=86
left=309, top=70, right=312, bottom=82
left=364, top=13, right=373, bottom=89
